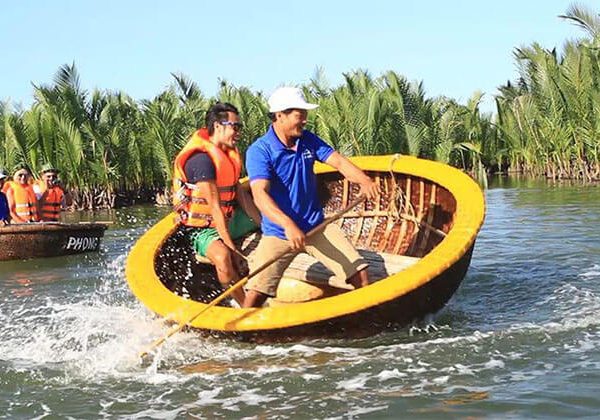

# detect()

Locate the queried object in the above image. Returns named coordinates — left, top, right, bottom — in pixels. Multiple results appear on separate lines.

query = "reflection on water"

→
left=488, top=173, right=600, bottom=189
left=1, top=182, right=600, bottom=418
left=1, top=261, right=74, bottom=300
left=4, top=271, right=62, bottom=297
left=10, top=276, right=33, bottom=297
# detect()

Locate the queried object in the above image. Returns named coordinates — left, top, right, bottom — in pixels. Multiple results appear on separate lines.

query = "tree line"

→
left=1, top=4, right=598, bottom=209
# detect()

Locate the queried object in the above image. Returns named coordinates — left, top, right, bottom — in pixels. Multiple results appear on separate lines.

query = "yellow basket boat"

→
left=126, top=155, right=485, bottom=342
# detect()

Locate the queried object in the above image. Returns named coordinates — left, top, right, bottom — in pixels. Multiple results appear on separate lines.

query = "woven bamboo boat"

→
left=126, top=155, right=485, bottom=342
left=0, top=222, right=108, bottom=261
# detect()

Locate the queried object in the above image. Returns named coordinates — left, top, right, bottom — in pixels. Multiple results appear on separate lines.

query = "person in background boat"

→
left=0, top=170, right=10, bottom=225
left=33, top=163, right=72, bottom=222
left=173, top=102, right=261, bottom=306
left=3, top=166, right=39, bottom=223
left=243, top=86, right=380, bottom=308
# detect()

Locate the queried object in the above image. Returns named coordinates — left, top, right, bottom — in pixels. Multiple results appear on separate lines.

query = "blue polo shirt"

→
left=246, top=125, right=334, bottom=239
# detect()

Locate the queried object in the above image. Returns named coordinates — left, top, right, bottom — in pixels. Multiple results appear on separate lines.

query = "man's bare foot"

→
left=242, top=289, right=269, bottom=308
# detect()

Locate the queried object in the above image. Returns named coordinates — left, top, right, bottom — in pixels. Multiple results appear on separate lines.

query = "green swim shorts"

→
left=189, top=208, right=258, bottom=257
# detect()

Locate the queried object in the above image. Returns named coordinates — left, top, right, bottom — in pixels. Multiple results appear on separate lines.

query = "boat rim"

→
left=0, top=222, right=109, bottom=233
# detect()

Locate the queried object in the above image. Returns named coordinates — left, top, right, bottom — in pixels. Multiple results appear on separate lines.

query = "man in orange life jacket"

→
left=4, top=166, right=39, bottom=223
left=173, top=102, right=261, bottom=305
left=0, top=170, right=10, bottom=225
left=33, top=163, right=70, bottom=222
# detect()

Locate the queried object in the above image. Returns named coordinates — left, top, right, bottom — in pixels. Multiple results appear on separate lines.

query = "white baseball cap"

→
left=268, top=87, right=318, bottom=113
left=0, top=170, right=7, bottom=180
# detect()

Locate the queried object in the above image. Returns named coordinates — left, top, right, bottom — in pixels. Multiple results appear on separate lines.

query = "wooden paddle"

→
left=138, top=195, right=366, bottom=360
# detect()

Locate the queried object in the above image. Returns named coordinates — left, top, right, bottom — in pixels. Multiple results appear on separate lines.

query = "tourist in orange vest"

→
left=33, top=163, right=70, bottom=222
left=173, top=102, right=261, bottom=305
left=4, top=167, right=38, bottom=223
left=0, top=170, right=10, bottom=225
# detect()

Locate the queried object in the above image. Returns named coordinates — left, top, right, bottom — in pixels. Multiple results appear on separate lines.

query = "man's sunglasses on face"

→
left=220, top=121, right=243, bottom=131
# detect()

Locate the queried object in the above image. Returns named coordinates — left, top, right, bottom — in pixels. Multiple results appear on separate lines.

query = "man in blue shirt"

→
left=0, top=170, right=10, bottom=225
left=243, top=87, right=380, bottom=307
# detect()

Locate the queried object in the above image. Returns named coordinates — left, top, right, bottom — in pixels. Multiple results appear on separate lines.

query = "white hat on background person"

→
left=268, top=87, right=318, bottom=113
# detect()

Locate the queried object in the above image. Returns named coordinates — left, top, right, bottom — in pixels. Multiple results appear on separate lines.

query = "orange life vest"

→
left=172, top=128, right=242, bottom=228
left=5, top=181, right=38, bottom=223
left=34, top=180, right=65, bottom=221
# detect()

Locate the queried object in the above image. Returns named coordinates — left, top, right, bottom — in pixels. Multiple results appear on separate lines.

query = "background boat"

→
left=0, top=222, right=108, bottom=261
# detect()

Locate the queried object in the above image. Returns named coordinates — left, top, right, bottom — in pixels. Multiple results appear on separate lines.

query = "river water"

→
left=1, top=178, right=599, bottom=418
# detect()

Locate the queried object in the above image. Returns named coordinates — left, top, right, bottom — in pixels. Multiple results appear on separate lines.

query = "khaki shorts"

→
left=245, top=224, right=369, bottom=297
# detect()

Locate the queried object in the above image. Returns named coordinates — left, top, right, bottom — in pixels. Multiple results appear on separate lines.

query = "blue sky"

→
left=0, top=1, right=587, bottom=112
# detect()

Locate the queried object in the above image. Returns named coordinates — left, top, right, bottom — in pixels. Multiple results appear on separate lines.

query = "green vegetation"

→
left=494, top=4, right=600, bottom=182
left=1, top=3, right=599, bottom=209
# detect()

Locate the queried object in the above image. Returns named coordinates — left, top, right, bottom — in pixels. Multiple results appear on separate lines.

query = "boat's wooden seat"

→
left=194, top=231, right=420, bottom=303
left=268, top=250, right=420, bottom=304
left=281, top=250, right=420, bottom=288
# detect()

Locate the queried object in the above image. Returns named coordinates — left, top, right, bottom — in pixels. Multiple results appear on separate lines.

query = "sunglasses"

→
left=16, top=173, right=28, bottom=178
left=220, top=121, right=243, bottom=131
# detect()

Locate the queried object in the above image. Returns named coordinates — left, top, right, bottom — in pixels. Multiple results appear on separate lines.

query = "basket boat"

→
left=0, top=222, right=107, bottom=261
left=126, top=155, right=485, bottom=342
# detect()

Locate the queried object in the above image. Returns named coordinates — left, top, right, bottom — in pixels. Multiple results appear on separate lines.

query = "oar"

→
left=138, top=195, right=366, bottom=360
